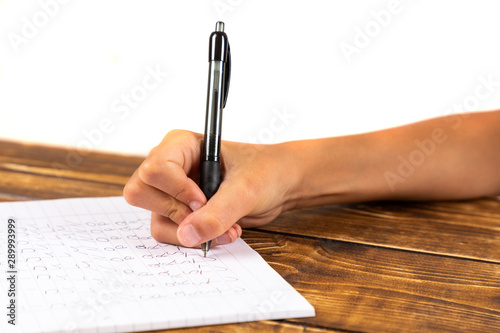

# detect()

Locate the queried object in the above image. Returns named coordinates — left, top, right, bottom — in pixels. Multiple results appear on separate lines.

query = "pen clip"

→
left=223, top=43, right=231, bottom=108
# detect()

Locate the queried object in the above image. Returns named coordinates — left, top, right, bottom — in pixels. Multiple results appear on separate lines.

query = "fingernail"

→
left=178, top=224, right=202, bottom=247
left=189, top=201, right=203, bottom=212
left=215, top=233, right=233, bottom=245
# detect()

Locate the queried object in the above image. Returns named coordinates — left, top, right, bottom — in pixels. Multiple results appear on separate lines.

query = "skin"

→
left=123, top=109, right=500, bottom=248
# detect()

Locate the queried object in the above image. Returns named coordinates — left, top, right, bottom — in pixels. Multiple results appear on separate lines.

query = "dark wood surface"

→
left=1, top=139, right=499, bottom=333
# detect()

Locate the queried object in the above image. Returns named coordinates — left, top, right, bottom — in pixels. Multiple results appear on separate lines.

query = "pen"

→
left=200, top=21, right=231, bottom=257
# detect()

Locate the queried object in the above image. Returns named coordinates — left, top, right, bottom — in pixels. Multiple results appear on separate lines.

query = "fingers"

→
left=151, top=212, right=242, bottom=247
left=177, top=178, right=254, bottom=247
left=123, top=170, right=192, bottom=224
left=124, top=130, right=207, bottom=224
left=139, top=158, right=205, bottom=212
left=124, top=130, right=245, bottom=249
left=124, top=130, right=274, bottom=249
left=138, top=130, right=207, bottom=209
left=215, top=223, right=242, bottom=245
left=150, top=213, right=179, bottom=243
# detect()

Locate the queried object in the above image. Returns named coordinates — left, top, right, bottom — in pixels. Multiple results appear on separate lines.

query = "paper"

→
left=0, top=196, right=314, bottom=333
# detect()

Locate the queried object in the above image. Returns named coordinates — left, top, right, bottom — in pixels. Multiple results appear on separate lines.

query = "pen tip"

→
left=203, top=250, right=207, bottom=258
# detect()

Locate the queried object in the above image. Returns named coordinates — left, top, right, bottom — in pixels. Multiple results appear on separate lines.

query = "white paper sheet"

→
left=0, top=196, right=314, bottom=333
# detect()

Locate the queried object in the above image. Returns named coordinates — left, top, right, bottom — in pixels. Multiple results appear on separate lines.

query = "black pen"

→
left=200, top=21, right=231, bottom=257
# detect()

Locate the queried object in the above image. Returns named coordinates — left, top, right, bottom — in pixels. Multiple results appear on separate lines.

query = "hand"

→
left=123, top=130, right=298, bottom=248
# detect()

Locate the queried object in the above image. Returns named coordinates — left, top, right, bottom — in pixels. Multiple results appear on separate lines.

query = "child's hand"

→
left=124, top=130, right=297, bottom=248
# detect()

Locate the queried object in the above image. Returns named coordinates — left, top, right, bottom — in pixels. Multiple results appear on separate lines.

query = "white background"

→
left=0, top=0, right=499, bottom=156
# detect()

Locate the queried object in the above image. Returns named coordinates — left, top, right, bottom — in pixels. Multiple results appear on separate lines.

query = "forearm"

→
left=285, top=110, right=500, bottom=209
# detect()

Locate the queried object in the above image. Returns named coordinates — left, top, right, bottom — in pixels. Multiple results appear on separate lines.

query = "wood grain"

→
left=0, top=140, right=142, bottom=200
left=243, top=230, right=500, bottom=333
left=1, top=139, right=500, bottom=333
left=259, top=200, right=500, bottom=263
left=0, top=167, right=126, bottom=199
left=144, top=320, right=337, bottom=333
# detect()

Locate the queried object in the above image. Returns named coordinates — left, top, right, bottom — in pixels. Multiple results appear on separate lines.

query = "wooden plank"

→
left=258, top=200, right=500, bottom=263
left=0, top=139, right=139, bottom=200
left=0, top=140, right=143, bottom=182
left=242, top=230, right=500, bottom=333
left=0, top=160, right=131, bottom=185
left=0, top=169, right=124, bottom=200
left=2, top=140, right=499, bottom=332
left=0, top=139, right=144, bottom=169
left=143, top=320, right=337, bottom=333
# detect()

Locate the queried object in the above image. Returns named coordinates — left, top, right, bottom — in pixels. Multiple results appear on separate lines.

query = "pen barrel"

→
left=199, top=160, right=221, bottom=200
left=203, top=60, right=225, bottom=161
left=201, top=22, right=230, bottom=255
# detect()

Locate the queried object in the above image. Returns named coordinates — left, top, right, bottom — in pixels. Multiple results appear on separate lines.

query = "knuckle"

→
left=166, top=129, right=183, bottom=138
left=166, top=207, right=180, bottom=222
left=123, top=180, right=142, bottom=207
left=146, top=144, right=159, bottom=158
left=165, top=129, right=203, bottom=147
left=173, top=186, right=188, bottom=202
left=162, top=198, right=183, bottom=223
left=138, top=159, right=161, bottom=185
left=163, top=129, right=190, bottom=144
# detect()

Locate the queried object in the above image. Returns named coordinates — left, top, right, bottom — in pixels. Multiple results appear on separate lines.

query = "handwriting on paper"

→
left=15, top=207, right=245, bottom=321
left=0, top=197, right=314, bottom=333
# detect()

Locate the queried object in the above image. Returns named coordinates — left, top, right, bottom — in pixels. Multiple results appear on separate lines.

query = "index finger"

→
left=137, top=130, right=207, bottom=210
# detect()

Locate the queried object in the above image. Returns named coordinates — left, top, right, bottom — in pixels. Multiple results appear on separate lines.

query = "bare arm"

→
left=287, top=109, right=500, bottom=210
left=124, top=110, right=500, bottom=248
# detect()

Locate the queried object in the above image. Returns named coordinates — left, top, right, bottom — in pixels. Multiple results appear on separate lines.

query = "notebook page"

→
left=0, top=196, right=314, bottom=333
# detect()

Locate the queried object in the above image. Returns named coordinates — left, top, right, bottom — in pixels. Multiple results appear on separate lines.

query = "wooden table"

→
left=1, top=140, right=499, bottom=332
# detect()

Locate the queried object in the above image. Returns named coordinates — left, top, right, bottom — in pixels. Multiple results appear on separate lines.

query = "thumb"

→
left=176, top=180, right=252, bottom=247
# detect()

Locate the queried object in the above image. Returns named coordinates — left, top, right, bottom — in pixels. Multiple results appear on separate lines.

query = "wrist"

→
left=281, top=134, right=382, bottom=210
